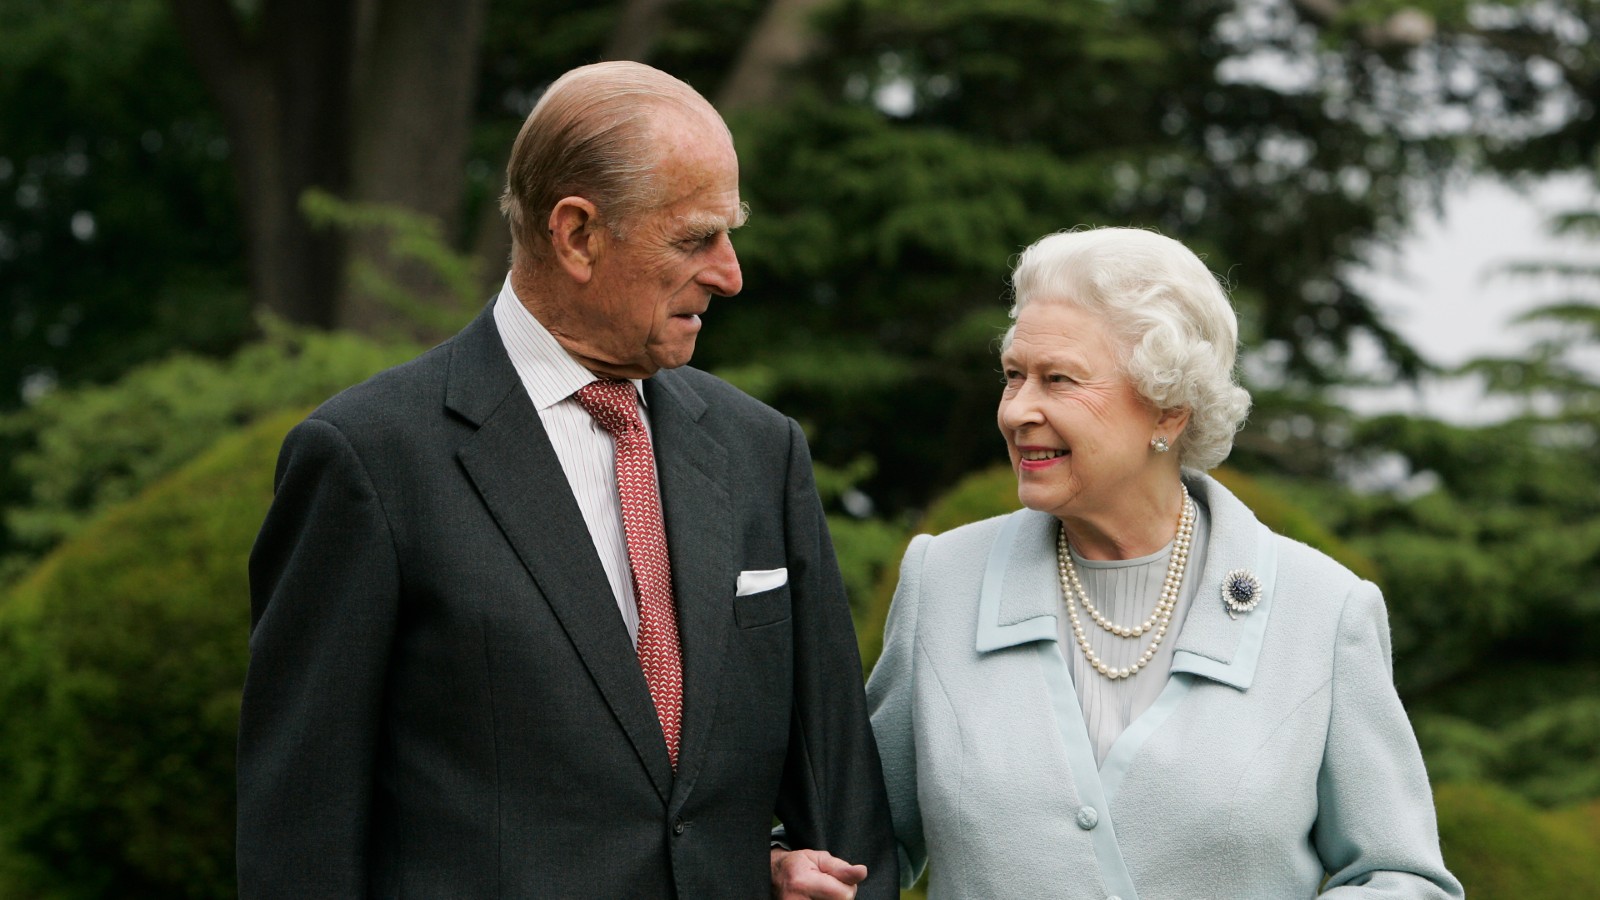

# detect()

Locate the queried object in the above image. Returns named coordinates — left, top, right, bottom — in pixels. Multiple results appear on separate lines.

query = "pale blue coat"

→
left=867, top=472, right=1463, bottom=899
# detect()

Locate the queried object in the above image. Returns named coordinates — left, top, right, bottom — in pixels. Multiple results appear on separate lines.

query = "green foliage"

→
left=1421, top=699, right=1600, bottom=808
left=0, top=0, right=249, bottom=408
left=1435, top=783, right=1600, bottom=899
left=810, top=453, right=911, bottom=628
left=301, top=188, right=484, bottom=338
left=1413, top=662, right=1600, bottom=808
left=853, top=465, right=1021, bottom=668
left=0, top=410, right=298, bottom=899
left=1212, top=467, right=1378, bottom=580
left=0, top=323, right=418, bottom=580
left=695, top=0, right=1597, bottom=515
left=915, top=465, right=1020, bottom=538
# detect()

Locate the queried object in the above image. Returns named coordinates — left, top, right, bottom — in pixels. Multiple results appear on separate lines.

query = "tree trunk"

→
left=604, top=0, right=678, bottom=62
left=169, top=0, right=355, bottom=329
left=171, top=0, right=488, bottom=336
left=341, top=0, right=489, bottom=337
left=715, top=0, right=829, bottom=112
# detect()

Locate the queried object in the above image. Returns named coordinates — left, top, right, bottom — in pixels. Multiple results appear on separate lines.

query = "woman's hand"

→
left=769, top=847, right=869, bottom=900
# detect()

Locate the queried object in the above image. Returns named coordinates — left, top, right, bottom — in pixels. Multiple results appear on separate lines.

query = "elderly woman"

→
left=776, top=227, right=1462, bottom=899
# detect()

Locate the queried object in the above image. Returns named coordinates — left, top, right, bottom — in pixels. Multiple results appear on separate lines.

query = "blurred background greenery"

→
left=1, top=0, right=1597, bottom=896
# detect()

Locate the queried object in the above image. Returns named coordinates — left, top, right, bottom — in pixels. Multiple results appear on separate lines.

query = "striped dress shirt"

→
left=493, top=277, right=652, bottom=645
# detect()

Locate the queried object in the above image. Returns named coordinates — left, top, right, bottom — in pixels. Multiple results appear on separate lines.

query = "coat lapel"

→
left=447, top=308, right=675, bottom=801
left=643, top=371, right=733, bottom=806
left=1169, top=472, right=1280, bottom=691
left=974, top=508, right=1061, bottom=652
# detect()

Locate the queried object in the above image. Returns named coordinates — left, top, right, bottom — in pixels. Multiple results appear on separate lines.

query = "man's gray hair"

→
left=1004, top=226, right=1252, bottom=471
left=500, top=61, right=729, bottom=261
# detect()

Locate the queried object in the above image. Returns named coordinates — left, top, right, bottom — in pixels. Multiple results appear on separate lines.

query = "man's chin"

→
left=647, top=339, right=699, bottom=373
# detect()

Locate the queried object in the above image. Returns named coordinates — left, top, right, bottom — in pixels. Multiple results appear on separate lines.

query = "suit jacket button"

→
left=672, top=819, right=686, bottom=836
left=1076, top=806, right=1099, bottom=830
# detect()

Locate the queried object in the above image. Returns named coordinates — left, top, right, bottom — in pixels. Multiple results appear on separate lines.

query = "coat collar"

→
left=973, top=471, right=1280, bottom=691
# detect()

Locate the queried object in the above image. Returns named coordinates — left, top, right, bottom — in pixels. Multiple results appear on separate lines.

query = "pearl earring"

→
left=1151, top=436, right=1170, bottom=453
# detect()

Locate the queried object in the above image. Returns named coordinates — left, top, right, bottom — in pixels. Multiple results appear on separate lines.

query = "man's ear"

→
left=548, top=196, right=603, bottom=284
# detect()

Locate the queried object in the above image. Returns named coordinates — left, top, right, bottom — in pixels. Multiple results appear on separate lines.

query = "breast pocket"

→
left=733, top=585, right=791, bottom=629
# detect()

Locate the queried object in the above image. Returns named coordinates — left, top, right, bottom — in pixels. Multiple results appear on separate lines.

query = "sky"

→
left=1342, top=173, right=1598, bottom=423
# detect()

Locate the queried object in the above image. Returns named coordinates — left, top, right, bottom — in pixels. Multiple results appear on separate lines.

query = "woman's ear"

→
left=548, top=196, right=603, bottom=284
left=1157, top=406, right=1192, bottom=441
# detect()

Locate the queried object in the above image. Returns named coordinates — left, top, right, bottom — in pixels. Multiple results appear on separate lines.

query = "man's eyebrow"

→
left=681, top=202, right=751, bottom=237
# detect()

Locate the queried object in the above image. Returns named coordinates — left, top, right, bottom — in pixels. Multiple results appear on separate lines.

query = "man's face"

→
left=574, top=118, right=745, bottom=379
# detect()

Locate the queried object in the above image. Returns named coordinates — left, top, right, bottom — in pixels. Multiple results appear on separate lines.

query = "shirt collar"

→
left=493, top=276, right=647, bottom=409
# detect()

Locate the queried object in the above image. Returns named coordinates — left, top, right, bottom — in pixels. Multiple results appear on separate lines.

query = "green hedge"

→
left=0, top=410, right=299, bottom=899
left=0, top=325, right=415, bottom=581
left=1437, top=782, right=1600, bottom=898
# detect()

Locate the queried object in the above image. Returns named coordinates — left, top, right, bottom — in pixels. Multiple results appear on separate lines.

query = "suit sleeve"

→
left=238, top=417, right=400, bottom=898
left=772, top=418, right=899, bottom=900
left=1313, top=580, right=1464, bottom=899
left=865, top=534, right=931, bottom=890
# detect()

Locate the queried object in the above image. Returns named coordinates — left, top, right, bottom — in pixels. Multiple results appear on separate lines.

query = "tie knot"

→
left=576, top=379, right=643, bottom=436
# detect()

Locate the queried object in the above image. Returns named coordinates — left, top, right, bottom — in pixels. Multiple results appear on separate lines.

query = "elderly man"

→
left=238, top=62, right=895, bottom=899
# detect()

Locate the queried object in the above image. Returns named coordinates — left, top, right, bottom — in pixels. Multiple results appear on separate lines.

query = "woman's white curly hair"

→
left=1004, top=227, right=1252, bottom=471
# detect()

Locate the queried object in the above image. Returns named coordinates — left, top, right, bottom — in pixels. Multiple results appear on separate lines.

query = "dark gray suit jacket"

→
left=239, top=306, right=896, bottom=898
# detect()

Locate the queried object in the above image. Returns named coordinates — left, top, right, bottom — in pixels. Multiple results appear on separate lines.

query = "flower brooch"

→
left=1221, top=569, right=1262, bottom=619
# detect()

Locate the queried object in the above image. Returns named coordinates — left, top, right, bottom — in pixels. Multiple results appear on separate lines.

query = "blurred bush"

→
left=1436, top=782, right=1600, bottom=898
left=0, top=410, right=299, bottom=899
left=0, top=323, right=417, bottom=582
left=1414, top=661, right=1600, bottom=809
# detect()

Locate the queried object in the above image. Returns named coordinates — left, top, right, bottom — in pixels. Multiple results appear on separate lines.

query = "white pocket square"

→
left=736, top=567, right=788, bottom=596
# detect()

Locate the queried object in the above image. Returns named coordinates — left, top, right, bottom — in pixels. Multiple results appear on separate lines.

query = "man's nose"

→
left=703, top=235, right=742, bottom=297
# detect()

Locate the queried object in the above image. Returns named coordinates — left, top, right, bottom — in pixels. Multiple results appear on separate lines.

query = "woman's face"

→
left=997, top=300, right=1164, bottom=523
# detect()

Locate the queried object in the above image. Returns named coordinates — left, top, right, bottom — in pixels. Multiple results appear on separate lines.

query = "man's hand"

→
left=770, top=847, right=869, bottom=900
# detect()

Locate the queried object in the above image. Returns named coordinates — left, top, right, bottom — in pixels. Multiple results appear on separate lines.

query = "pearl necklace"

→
left=1057, top=484, right=1195, bottom=681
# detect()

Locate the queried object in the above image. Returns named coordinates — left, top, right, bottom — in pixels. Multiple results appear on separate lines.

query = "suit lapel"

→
left=643, top=371, right=733, bottom=804
left=447, top=308, right=675, bottom=801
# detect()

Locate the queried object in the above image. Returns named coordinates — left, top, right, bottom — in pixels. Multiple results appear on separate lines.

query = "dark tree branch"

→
left=715, top=0, right=829, bottom=112
left=604, top=0, right=678, bottom=62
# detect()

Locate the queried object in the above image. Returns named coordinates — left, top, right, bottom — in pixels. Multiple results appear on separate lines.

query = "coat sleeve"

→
left=237, top=416, right=400, bottom=898
left=1313, top=580, right=1464, bottom=899
left=865, top=533, right=932, bottom=890
left=771, top=418, right=900, bottom=900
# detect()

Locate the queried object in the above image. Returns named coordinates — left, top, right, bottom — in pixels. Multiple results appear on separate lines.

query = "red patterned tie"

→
left=576, top=379, right=684, bottom=769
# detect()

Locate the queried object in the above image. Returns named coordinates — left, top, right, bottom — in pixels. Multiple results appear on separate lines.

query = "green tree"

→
left=697, top=0, right=1600, bottom=513
left=0, top=0, right=249, bottom=407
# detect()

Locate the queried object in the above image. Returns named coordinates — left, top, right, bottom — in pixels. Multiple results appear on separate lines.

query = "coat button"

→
left=672, top=819, right=686, bottom=836
left=1076, top=805, right=1099, bottom=830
